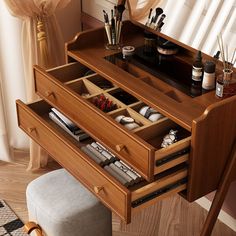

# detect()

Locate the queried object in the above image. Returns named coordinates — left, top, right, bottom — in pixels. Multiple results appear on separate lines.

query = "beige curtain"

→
left=4, top=0, right=70, bottom=171
left=127, top=0, right=163, bottom=21
left=0, top=76, right=11, bottom=162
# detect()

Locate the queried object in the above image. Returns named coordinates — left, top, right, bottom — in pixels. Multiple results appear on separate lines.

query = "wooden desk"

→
left=16, top=21, right=236, bottom=228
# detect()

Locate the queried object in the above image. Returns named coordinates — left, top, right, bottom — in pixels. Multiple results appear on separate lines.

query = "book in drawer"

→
left=16, top=99, right=187, bottom=223
left=33, top=62, right=191, bottom=181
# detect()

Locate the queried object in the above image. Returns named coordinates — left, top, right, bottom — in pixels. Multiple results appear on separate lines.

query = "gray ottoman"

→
left=26, top=169, right=112, bottom=236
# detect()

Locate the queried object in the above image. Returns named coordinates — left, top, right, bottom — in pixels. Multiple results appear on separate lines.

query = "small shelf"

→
left=104, top=46, right=210, bottom=98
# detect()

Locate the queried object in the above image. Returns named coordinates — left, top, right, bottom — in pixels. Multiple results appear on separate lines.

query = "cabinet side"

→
left=187, top=95, right=236, bottom=201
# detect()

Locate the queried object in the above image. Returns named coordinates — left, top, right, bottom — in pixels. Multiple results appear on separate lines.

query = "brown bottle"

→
left=192, top=51, right=203, bottom=83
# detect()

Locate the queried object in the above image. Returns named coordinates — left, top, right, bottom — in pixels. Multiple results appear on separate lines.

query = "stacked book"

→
left=49, top=108, right=89, bottom=141
left=81, top=141, right=142, bottom=187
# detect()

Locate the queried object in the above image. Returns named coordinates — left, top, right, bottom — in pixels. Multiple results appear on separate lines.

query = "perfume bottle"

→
left=216, top=69, right=236, bottom=98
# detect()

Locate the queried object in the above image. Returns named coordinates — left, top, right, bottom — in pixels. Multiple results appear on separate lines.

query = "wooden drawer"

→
left=33, top=62, right=191, bottom=181
left=16, top=99, right=187, bottom=223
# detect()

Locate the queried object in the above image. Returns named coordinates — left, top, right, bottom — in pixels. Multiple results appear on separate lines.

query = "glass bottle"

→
left=192, top=51, right=203, bottom=83
left=202, top=61, right=216, bottom=90
left=216, top=69, right=236, bottom=98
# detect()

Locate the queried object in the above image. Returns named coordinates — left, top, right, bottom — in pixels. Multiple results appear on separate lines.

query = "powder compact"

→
left=115, top=115, right=140, bottom=130
left=157, top=38, right=179, bottom=56
left=139, top=105, right=164, bottom=122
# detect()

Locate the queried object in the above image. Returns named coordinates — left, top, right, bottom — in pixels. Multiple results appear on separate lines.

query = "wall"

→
left=56, top=0, right=81, bottom=43
left=207, top=181, right=236, bottom=220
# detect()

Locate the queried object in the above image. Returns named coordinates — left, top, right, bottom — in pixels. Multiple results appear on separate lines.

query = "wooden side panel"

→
left=187, top=96, right=236, bottom=201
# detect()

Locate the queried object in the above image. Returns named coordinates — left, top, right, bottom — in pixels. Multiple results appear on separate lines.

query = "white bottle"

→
left=202, top=61, right=216, bottom=90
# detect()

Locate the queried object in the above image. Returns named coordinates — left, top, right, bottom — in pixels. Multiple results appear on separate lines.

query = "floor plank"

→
left=0, top=151, right=235, bottom=236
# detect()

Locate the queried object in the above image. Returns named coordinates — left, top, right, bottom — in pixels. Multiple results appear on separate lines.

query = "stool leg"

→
left=201, top=140, right=236, bottom=236
left=24, top=221, right=43, bottom=236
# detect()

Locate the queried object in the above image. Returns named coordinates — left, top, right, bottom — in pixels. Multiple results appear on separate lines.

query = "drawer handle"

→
left=45, top=91, right=55, bottom=98
left=94, top=186, right=104, bottom=194
left=27, top=127, right=36, bottom=133
left=116, top=144, right=125, bottom=152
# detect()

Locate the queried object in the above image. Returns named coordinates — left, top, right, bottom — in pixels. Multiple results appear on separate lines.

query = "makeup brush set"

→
left=145, top=7, right=166, bottom=32
left=103, top=3, right=125, bottom=49
left=81, top=141, right=142, bottom=187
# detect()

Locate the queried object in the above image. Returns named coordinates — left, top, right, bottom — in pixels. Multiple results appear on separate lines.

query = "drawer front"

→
left=16, top=100, right=131, bottom=222
left=154, top=137, right=191, bottom=175
left=34, top=66, right=154, bottom=181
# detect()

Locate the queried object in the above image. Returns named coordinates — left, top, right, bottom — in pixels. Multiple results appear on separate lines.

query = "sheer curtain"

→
left=0, top=0, right=71, bottom=170
left=128, top=0, right=236, bottom=57
left=0, top=1, right=27, bottom=162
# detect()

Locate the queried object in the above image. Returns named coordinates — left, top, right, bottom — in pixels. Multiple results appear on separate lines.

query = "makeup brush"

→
left=150, top=7, right=163, bottom=28
left=103, top=10, right=112, bottom=45
left=145, top=8, right=153, bottom=26
left=155, top=14, right=166, bottom=30
left=117, top=3, right=125, bottom=21
left=111, top=9, right=116, bottom=45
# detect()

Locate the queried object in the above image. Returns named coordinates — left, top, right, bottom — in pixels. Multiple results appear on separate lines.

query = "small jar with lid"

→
left=202, top=61, right=216, bottom=90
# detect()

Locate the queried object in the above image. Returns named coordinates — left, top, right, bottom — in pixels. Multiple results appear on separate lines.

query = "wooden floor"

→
left=0, top=150, right=235, bottom=236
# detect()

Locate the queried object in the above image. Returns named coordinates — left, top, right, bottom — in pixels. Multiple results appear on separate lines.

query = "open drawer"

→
left=16, top=99, right=188, bottom=223
left=33, top=62, right=191, bottom=181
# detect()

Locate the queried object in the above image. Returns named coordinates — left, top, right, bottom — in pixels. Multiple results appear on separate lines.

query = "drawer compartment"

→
left=34, top=64, right=154, bottom=181
left=16, top=100, right=187, bottom=223
left=33, top=64, right=191, bottom=181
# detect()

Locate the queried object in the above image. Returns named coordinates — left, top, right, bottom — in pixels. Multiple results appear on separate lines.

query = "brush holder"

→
left=104, top=22, right=122, bottom=50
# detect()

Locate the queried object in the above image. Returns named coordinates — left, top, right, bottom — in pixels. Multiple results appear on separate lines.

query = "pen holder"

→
left=104, top=21, right=122, bottom=50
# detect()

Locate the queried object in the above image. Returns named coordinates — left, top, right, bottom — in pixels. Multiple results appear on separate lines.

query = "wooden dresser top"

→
left=65, top=21, right=233, bottom=131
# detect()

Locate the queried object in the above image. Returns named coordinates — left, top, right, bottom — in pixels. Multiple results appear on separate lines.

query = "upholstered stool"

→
left=26, top=169, right=112, bottom=236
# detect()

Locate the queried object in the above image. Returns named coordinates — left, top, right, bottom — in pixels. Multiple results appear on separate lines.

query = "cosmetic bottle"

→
left=216, top=69, right=236, bottom=98
left=143, top=31, right=156, bottom=56
left=120, top=46, right=135, bottom=71
left=202, top=61, right=216, bottom=90
left=192, top=51, right=203, bottom=83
